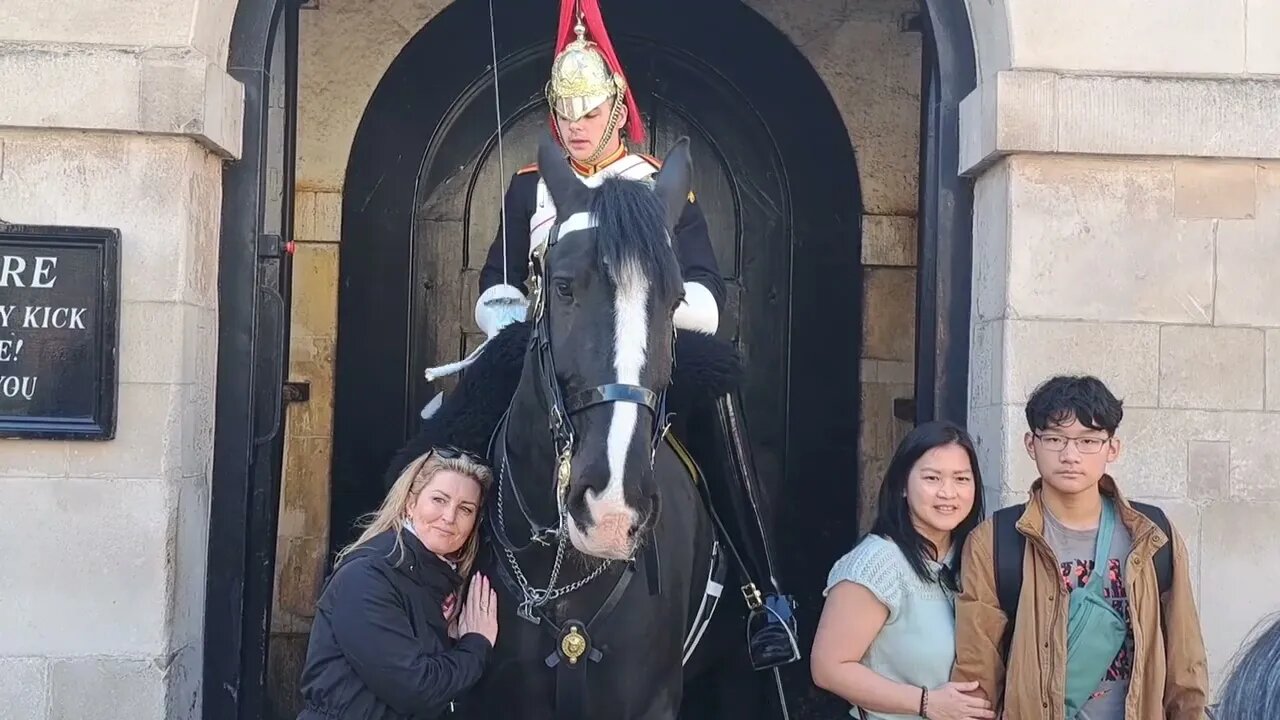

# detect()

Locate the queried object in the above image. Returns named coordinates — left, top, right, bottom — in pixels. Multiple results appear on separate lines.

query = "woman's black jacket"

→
left=297, top=528, right=492, bottom=719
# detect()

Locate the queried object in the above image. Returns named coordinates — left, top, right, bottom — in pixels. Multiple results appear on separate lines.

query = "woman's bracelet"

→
left=918, top=686, right=929, bottom=718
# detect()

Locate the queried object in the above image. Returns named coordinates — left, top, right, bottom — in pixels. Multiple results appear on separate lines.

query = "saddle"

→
left=385, top=320, right=801, bottom=672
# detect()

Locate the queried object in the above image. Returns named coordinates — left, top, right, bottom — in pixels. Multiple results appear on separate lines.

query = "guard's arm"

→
left=476, top=172, right=535, bottom=337
left=670, top=195, right=726, bottom=335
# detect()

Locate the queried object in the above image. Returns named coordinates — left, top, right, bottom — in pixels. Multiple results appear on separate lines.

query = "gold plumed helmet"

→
left=546, top=19, right=626, bottom=124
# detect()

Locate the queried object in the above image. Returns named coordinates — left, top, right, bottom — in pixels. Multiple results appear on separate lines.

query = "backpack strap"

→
left=992, top=499, right=1174, bottom=665
left=993, top=504, right=1026, bottom=619
left=992, top=504, right=1027, bottom=662
left=1130, top=501, right=1173, bottom=596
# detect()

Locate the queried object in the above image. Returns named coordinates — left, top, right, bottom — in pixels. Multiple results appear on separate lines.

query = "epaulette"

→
left=516, top=163, right=539, bottom=175
left=638, top=154, right=695, bottom=202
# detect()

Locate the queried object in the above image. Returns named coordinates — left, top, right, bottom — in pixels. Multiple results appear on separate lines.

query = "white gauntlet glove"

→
left=474, top=284, right=529, bottom=339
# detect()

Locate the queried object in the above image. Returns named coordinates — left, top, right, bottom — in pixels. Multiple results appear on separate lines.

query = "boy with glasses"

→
left=952, top=375, right=1208, bottom=719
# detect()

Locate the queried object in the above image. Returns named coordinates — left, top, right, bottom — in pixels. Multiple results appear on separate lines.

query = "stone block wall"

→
left=0, top=4, right=239, bottom=716
left=266, top=189, right=342, bottom=716
left=968, top=151, right=1280, bottom=685
left=0, top=131, right=224, bottom=719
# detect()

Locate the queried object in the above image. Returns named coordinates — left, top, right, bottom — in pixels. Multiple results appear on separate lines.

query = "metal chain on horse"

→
left=496, top=452, right=613, bottom=621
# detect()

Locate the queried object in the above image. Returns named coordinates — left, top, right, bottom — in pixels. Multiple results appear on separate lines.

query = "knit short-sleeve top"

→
left=824, top=534, right=958, bottom=720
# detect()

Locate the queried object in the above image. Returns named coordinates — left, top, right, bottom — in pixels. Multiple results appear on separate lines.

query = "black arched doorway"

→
left=209, top=0, right=980, bottom=717
left=332, top=0, right=860, bottom=713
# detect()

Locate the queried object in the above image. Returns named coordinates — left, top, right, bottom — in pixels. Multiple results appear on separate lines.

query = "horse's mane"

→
left=591, top=176, right=683, bottom=301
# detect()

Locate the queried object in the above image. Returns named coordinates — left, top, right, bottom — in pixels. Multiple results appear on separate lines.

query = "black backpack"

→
left=992, top=500, right=1173, bottom=658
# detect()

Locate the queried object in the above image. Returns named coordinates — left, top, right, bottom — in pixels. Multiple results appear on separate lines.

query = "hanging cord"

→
left=420, top=0, right=507, bottom=390
left=487, top=0, right=509, bottom=286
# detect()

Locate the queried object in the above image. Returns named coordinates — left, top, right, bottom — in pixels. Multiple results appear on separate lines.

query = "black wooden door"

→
left=336, top=1, right=861, bottom=715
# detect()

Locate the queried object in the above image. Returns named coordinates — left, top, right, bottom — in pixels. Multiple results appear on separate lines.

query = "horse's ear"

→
left=653, top=137, right=693, bottom=232
left=537, top=132, right=589, bottom=213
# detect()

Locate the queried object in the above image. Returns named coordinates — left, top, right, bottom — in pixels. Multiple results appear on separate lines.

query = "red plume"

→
left=552, top=0, right=645, bottom=144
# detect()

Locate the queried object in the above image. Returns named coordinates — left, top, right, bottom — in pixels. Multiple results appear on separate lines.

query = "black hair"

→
left=1025, top=374, right=1124, bottom=436
left=868, top=420, right=986, bottom=591
left=1213, top=613, right=1280, bottom=719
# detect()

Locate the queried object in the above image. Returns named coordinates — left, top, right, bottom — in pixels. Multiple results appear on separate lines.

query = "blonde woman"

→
left=297, top=446, right=498, bottom=720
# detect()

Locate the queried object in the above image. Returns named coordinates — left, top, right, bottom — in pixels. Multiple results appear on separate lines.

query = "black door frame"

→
left=204, top=0, right=299, bottom=718
left=913, top=1, right=977, bottom=426
left=206, top=1, right=979, bottom=716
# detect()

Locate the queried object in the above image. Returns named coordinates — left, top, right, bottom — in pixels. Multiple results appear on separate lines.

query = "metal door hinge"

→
left=893, top=397, right=916, bottom=422
left=283, top=382, right=310, bottom=403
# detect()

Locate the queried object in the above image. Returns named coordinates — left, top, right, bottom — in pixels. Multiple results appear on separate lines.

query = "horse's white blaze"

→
left=557, top=211, right=596, bottom=236
left=590, top=258, right=649, bottom=525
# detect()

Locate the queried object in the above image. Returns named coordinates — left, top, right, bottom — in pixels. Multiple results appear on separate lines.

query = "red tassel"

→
left=551, top=0, right=645, bottom=144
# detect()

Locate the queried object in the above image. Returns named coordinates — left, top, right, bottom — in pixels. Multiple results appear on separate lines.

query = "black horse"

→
left=464, top=134, right=722, bottom=720
left=385, top=134, right=788, bottom=719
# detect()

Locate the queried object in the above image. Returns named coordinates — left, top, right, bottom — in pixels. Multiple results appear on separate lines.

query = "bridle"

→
left=514, top=212, right=674, bottom=537
left=532, top=212, right=675, bottom=502
left=488, top=209, right=676, bottom=622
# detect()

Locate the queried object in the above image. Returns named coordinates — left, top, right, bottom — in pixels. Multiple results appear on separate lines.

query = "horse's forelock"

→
left=590, top=177, right=683, bottom=303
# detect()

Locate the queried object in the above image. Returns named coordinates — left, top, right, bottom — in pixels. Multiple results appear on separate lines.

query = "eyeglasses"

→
left=431, top=445, right=488, bottom=465
left=1033, top=433, right=1110, bottom=454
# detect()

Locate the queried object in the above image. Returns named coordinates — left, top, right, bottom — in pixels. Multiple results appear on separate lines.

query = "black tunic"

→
left=477, top=164, right=727, bottom=309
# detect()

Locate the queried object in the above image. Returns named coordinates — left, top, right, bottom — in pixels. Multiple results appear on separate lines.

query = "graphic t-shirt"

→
left=1042, top=507, right=1134, bottom=720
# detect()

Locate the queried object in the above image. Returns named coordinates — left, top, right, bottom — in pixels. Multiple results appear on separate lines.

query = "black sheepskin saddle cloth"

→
left=383, top=320, right=745, bottom=488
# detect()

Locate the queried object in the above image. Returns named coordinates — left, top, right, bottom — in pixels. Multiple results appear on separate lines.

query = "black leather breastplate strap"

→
left=488, top=554, right=636, bottom=720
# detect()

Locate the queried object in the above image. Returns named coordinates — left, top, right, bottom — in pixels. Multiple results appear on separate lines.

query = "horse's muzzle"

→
left=568, top=492, right=653, bottom=560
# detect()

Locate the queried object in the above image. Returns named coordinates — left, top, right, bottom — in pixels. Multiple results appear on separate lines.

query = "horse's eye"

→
left=554, top=279, right=573, bottom=298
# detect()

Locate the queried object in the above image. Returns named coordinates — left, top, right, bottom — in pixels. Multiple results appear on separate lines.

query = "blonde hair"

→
left=336, top=449, right=494, bottom=581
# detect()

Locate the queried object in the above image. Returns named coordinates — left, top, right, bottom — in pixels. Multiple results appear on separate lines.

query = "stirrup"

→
left=743, top=584, right=800, bottom=671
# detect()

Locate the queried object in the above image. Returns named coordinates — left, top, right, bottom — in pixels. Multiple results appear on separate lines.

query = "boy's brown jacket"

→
left=951, top=477, right=1208, bottom=720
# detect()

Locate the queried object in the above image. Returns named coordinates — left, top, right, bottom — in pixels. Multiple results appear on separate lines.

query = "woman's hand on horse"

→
left=926, top=681, right=995, bottom=720
left=458, top=573, right=499, bottom=647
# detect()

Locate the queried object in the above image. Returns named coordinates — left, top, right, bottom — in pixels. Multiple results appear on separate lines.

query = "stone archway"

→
left=207, top=0, right=1004, bottom=718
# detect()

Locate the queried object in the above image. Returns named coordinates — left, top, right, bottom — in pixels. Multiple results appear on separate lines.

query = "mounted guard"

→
left=403, top=0, right=800, bottom=716
left=470, top=3, right=723, bottom=340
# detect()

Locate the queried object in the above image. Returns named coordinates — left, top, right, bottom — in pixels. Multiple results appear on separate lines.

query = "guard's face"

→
left=555, top=99, right=628, bottom=163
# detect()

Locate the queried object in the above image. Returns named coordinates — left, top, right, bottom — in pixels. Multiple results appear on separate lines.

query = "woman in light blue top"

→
left=811, top=421, right=992, bottom=720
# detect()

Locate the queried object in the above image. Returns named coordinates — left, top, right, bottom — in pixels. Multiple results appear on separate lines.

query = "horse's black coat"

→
left=383, top=322, right=743, bottom=486
left=381, top=136, right=763, bottom=720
